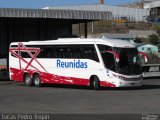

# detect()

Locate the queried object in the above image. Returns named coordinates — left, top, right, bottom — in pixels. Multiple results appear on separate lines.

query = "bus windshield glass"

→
left=113, top=47, right=142, bottom=75
left=98, top=45, right=142, bottom=75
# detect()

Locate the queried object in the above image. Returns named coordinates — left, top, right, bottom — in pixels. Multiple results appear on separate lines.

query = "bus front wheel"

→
left=92, top=76, right=100, bottom=90
left=33, top=74, right=41, bottom=87
left=24, top=74, right=32, bottom=87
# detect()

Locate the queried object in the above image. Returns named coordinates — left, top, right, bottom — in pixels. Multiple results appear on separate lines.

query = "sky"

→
left=0, top=0, right=136, bottom=9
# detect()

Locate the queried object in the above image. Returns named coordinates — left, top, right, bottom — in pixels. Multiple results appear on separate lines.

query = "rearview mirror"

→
left=106, top=50, right=119, bottom=62
left=138, top=52, right=148, bottom=63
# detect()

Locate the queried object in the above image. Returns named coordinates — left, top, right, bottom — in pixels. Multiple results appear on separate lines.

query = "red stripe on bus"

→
left=10, top=67, right=116, bottom=87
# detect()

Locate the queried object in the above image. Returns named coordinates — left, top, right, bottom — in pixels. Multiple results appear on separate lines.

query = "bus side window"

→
left=44, top=48, right=52, bottom=58
left=10, top=46, right=18, bottom=58
left=11, top=51, right=18, bottom=58
left=67, top=48, right=71, bottom=58
left=56, top=46, right=68, bottom=58
left=97, top=44, right=112, bottom=52
left=35, top=45, right=99, bottom=61
left=37, top=47, right=56, bottom=58
left=57, top=48, right=63, bottom=58
left=70, top=46, right=82, bottom=59
left=21, top=51, right=31, bottom=58
left=83, top=45, right=99, bottom=62
left=102, top=52, right=116, bottom=71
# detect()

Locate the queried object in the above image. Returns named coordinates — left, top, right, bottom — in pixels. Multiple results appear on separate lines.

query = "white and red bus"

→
left=9, top=38, right=143, bottom=90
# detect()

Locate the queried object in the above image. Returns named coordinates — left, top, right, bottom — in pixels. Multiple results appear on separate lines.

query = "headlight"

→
left=113, top=74, right=142, bottom=81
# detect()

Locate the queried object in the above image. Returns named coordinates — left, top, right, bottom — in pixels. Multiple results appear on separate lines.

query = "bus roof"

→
left=10, top=38, right=135, bottom=48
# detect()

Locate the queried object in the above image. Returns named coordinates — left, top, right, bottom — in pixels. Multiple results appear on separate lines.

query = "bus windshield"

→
left=98, top=45, right=142, bottom=75
left=113, top=47, right=142, bottom=75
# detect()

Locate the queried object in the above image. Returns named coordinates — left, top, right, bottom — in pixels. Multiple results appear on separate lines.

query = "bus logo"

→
left=57, top=59, right=88, bottom=68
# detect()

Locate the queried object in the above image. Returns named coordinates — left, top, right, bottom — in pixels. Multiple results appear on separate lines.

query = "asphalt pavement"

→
left=0, top=78, right=160, bottom=114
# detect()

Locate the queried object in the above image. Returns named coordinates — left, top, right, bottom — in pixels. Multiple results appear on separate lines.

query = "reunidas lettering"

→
left=57, top=59, right=88, bottom=68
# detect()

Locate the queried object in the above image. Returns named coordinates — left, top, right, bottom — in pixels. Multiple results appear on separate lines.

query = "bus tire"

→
left=33, top=74, right=41, bottom=87
left=93, top=76, right=100, bottom=90
left=24, top=74, right=32, bottom=87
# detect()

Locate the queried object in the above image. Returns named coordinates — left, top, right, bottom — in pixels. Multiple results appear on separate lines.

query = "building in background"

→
left=137, top=44, right=158, bottom=53
left=121, top=0, right=159, bottom=8
left=129, top=30, right=158, bottom=38
left=44, top=0, right=149, bottom=22
left=119, top=0, right=160, bottom=22
left=144, top=1, right=160, bottom=22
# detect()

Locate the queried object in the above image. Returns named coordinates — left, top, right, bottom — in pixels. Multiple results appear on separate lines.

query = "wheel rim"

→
left=93, top=80, right=96, bottom=88
left=35, top=77, right=40, bottom=85
left=26, top=77, right=31, bottom=84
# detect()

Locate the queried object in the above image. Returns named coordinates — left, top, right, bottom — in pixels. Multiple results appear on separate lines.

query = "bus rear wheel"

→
left=24, top=74, right=32, bottom=87
left=92, top=76, right=100, bottom=90
left=33, top=74, right=41, bottom=87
